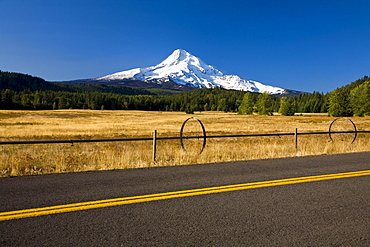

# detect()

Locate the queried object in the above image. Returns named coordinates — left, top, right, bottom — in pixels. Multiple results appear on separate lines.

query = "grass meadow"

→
left=0, top=110, right=369, bottom=177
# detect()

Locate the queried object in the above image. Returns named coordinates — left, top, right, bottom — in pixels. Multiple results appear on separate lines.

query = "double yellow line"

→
left=1, top=170, right=369, bottom=221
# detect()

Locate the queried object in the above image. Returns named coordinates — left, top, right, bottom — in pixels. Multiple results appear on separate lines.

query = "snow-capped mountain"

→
left=96, top=49, right=287, bottom=95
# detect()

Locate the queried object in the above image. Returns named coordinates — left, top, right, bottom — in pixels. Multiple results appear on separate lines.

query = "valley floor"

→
left=1, top=110, right=369, bottom=177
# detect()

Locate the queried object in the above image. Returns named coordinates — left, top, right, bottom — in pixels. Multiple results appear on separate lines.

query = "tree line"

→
left=0, top=87, right=247, bottom=112
left=0, top=87, right=330, bottom=115
left=238, top=76, right=369, bottom=117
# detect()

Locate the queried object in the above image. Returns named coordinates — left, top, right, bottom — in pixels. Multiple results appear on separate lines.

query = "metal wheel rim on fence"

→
left=179, top=117, right=207, bottom=154
left=328, top=117, right=358, bottom=144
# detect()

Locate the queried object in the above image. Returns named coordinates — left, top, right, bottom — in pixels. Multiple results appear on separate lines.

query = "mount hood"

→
left=95, top=49, right=289, bottom=95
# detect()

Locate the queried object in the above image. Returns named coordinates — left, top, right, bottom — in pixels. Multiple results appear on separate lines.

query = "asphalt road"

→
left=0, top=152, right=369, bottom=246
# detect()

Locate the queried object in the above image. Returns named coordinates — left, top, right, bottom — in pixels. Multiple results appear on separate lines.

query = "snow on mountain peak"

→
left=96, top=49, right=287, bottom=95
left=159, top=49, right=191, bottom=66
left=153, top=49, right=223, bottom=77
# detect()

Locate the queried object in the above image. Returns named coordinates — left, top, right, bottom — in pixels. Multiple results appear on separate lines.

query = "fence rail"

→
left=0, top=130, right=369, bottom=146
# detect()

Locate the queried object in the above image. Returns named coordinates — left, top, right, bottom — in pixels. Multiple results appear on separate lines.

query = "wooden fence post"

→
left=294, top=128, right=298, bottom=149
left=152, top=130, right=157, bottom=162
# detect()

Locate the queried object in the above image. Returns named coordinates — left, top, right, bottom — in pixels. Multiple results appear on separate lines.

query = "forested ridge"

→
left=0, top=71, right=153, bottom=95
left=0, top=71, right=369, bottom=117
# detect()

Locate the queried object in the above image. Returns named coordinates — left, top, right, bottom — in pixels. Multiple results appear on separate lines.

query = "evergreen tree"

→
left=238, top=92, right=254, bottom=115
left=58, top=96, right=67, bottom=109
left=328, top=89, right=353, bottom=117
left=217, top=98, right=228, bottom=112
left=1, top=89, right=14, bottom=109
left=279, top=97, right=296, bottom=116
left=349, top=82, right=370, bottom=116
left=32, top=91, right=41, bottom=108
left=256, top=92, right=273, bottom=115
left=21, top=93, right=31, bottom=108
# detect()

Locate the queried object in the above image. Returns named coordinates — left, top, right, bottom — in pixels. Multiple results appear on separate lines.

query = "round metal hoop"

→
left=180, top=117, right=207, bottom=154
left=328, top=117, right=357, bottom=144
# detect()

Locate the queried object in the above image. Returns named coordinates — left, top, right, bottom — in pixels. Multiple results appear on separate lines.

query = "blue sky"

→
left=0, top=0, right=369, bottom=93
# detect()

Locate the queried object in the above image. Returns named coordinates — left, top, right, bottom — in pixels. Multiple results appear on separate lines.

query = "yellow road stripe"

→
left=1, top=170, right=369, bottom=221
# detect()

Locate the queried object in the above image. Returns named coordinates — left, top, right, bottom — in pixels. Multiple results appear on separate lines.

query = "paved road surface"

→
left=0, top=152, right=369, bottom=246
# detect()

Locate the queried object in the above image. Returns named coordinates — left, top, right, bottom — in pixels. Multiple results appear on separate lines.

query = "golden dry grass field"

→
left=0, top=110, right=369, bottom=177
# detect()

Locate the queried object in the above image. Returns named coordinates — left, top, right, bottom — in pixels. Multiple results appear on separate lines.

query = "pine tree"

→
left=58, top=96, right=67, bottom=109
left=349, top=82, right=370, bottom=116
left=217, top=98, right=227, bottom=112
left=257, top=92, right=273, bottom=115
left=1, top=89, right=14, bottom=109
left=32, top=91, right=41, bottom=108
left=279, top=97, right=296, bottom=116
left=328, top=89, right=353, bottom=117
left=238, top=92, right=254, bottom=115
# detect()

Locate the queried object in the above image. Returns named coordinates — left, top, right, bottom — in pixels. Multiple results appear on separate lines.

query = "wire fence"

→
left=1, top=117, right=369, bottom=162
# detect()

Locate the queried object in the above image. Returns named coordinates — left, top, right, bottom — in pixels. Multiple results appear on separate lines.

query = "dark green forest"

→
left=0, top=71, right=369, bottom=116
left=0, top=71, right=153, bottom=95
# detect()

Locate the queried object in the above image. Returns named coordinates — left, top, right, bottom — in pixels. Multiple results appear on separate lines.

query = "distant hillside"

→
left=0, top=71, right=154, bottom=95
left=53, top=82, right=154, bottom=95
left=56, top=78, right=195, bottom=94
left=333, top=75, right=369, bottom=92
left=327, top=75, right=370, bottom=117
left=0, top=70, right=60, bottom=91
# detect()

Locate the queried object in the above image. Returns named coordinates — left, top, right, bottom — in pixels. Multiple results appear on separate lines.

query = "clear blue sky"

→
left=0, top=0, right=369, bottom=93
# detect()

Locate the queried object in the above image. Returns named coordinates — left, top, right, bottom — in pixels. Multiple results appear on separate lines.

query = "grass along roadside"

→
left=0, top=110, right=369, bottom=177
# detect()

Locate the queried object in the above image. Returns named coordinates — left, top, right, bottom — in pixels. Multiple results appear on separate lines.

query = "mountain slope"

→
left=0, top=70, right=60, bottom=91
left=96, top=49, right=290, bottom=95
